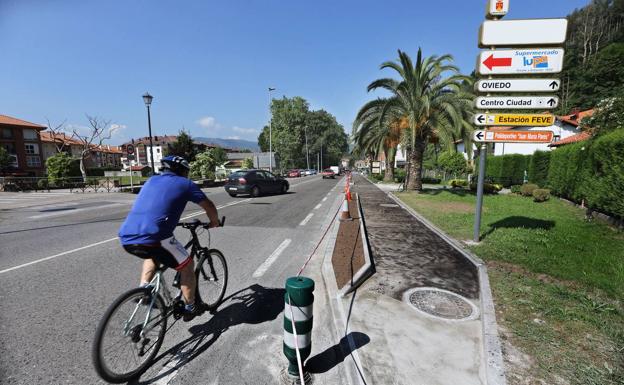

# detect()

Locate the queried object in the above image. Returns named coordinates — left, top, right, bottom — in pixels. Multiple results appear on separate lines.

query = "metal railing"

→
left=0, top=176, right=146, bottom=193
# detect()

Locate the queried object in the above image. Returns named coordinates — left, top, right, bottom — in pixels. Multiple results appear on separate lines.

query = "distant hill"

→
left=194, top=137, right=259, bottom=151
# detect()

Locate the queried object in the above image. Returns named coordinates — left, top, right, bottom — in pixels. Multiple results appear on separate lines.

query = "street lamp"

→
left=268, top=87, right=275, bottom=172
left=142, top=92, right=155, bottom=174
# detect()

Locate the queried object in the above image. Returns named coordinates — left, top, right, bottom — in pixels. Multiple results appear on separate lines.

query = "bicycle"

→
left=92, top=218, right=228, bottom=383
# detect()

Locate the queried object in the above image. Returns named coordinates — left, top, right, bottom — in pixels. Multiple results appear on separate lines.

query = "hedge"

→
left=479, top=153, right=532, bottom=187
left=528, top=151, right=551, bottom=187
left=548, top=129, right=624, bottom=219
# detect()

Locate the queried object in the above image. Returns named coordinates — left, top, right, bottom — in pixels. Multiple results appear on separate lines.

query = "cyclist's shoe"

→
left=182, top=303, right=199, bottom=322
left=134, top=285, right=156, bottom=307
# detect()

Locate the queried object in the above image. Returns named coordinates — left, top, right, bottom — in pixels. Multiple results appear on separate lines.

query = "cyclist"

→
left=118, top=155, right=219, bottom=321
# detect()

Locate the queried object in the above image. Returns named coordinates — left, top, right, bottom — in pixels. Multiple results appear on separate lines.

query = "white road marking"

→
left=0, top=198, right=253, bottom=275
left=322, top=197, right=328, bottom=202
left=28, top=202, right=125, bottom=219
left=252, top=239, right=292, bottom=278
left=299, top=213, right=314, bottom=226
left=313, top=203, right=322, bottom=210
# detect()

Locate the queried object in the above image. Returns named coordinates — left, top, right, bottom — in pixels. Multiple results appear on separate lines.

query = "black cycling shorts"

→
left=123, top=236, right=191, bottom=271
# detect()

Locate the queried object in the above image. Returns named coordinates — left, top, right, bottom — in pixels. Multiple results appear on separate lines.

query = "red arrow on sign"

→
left=483, top=54, right=512, bottom=70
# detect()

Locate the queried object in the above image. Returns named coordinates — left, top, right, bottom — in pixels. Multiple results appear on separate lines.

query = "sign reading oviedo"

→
left=475, top=78, right=560, bottom=93
left=475, top=96, right=558, bottom=109
left=474, top=113, right=555, bottom=126
left=473, top=130, right=554, bottom=143
left=479, top=18, right=568, bottom=47
left=478, top=48, right=564, bottom=75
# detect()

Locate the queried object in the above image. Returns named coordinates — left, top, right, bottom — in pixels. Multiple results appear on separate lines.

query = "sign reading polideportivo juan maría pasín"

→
left=475, top=96, right=558, bottom=109
left=474, top=113, right=555, bottom=126
left=475, top=78, right=560, bottom=93
left=473, top=130, right=554, bottom=143
left=478, top=48, right=564, bottom=75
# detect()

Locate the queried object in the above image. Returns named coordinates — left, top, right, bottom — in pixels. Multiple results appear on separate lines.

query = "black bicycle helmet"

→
left=161, top=155, right=190, bottom=175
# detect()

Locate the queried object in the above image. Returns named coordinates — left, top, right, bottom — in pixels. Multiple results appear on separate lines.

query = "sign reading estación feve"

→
left=473, top=130, right=554, bottom=143
left=486, top=0, right=509, bottom=18
left=474, top=113, right=555, bottom=126
left=479, top=18, right=568, bottom=47
left=475, top=96, right=558, bottom=109
left=475, top=78, right=560, bottom=93
left=478, top=48, right=564, bottom=75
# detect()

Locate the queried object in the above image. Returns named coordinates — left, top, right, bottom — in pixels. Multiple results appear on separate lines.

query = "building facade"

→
left=0, top=115, right=47, bottom=176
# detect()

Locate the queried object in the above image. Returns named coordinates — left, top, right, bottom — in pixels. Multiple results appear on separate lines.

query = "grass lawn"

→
left=396, top=189, right=624, bottom=385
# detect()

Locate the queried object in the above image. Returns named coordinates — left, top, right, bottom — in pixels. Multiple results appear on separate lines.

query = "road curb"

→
left=337, top=193, right=376, bottom=297
left=370, top=182, right=506, bottom=385
left=318, top=193, right=368, bottom=385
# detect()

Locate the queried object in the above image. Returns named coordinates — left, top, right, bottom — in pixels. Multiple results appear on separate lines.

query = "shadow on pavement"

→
left=483, top=216, right=555, bottom=239
left=132, top=284, right=285, bottom=384
left=305, top=332, right=370, bottom=374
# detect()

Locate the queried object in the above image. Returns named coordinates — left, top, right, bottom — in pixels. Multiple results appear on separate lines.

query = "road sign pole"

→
left=130, top=160, right=134, bottom=191
left=473, top=144, right=487, bottom=242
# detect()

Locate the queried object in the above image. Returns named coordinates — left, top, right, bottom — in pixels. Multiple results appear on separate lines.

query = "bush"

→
left=521, top=183, right=539, bottom=197
left=449, top=179, right=468, bottom=188
left=394, top=168, right=406, bottom=183
left=370, top=173, right=384, bottom=182
left=480, top=153, right=532, bottom=187
left=470, top=182, right=502, bottom=194
left=37, top=179, right=48, bottom=189
left=510, top=185, right=522, bottom=194
left=422, top=177, right=441, bottom=184
left=438, top=151, right=467, bottom=176
left=528, top=151, right=551, bottom=187
left=533, top=188, right=551, bottom=202
left=548, top=129, right=624, bottom=219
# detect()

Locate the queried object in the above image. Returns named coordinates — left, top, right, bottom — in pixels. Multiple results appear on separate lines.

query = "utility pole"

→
left=304, top=126, right=310, bottom=170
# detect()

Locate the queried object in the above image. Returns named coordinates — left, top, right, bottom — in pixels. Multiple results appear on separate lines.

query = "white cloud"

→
left=226, top=136, right=241, bottom=140
left=232, top=126, right=258, bottom=134
left=196, top=116, right=221, bottom=130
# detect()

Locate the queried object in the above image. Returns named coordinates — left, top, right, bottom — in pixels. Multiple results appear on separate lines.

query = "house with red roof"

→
left=0, top=114, right=47, bottom=176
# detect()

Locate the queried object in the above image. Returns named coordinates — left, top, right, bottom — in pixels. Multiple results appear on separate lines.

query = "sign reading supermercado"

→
left=473, top=130, right=554, bottom=143
left=479, top=18, right=568, bottom=47
left=478, top=48, right=564, bottom=75
left=475, top=96, right=558, bottom=109
left=474, top=113, right=555, bottom=126
left=476, top=78, right=560, bottom=93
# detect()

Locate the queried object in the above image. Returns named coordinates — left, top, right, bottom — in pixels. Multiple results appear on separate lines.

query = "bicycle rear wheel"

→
left=92, top=288, right=167, bottom=383
left=196, top=249, right=228, bottom=310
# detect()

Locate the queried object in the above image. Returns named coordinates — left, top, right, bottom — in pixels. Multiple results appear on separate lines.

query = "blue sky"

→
left=0, top=0, right=589, bottom=144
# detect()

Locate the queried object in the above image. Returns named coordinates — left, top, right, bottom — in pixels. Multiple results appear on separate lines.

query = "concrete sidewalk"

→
left=315, top=175, right=506, bottom=385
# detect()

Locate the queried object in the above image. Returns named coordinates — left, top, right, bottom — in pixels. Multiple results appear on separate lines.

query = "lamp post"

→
left=268, top=87, right=275, bottom=172
left=142, top=92, right=155, bottom=175
left=304, top=126, right=310, bottom=170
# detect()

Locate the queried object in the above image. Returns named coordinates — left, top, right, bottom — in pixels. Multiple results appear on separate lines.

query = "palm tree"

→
left=366, top=49, right=474, bottom=191
left=352, top=98, right=406, bottom=182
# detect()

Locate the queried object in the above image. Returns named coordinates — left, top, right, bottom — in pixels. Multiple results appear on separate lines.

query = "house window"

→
left=24, top=143, right=40, bottom=154
left=1, top=127, right=13, bottom=139
left=26, top=155, right=41, bottom=167
left=23, top=128, right=38, bottom=140
left=2, top=142, right=16, bottom=154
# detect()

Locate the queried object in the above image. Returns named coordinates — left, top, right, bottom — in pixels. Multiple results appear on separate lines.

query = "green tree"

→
left=581, top=93, right=624, bottom=135
left=46, top=152, right=79, bottom=186
left=241, top=157, right=254, bottom=169
left=364, top=49, right=473, bottom=190
left=437, top=151, right=467, bottom=177
left=0, top=147, right=10, bottom=172
left=189, top=151, right=215, bottom=180
left=210, top=147, right=228, bottom=167
left=169, top=130, right=197, bottom=162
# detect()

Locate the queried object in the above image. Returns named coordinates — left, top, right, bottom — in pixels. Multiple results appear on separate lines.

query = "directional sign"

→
left=476, top=78, right=560, bottom=93
left=473, top=130, right=554, bottom=143
left=474, top=113, right=555, bottom=126
left=486, top=0, right=509, bottom=18
left=475, top=96, right=559, bottom=110
left=479, top=19, right=568, bottom=47
left=478, top=48, right=564, bottom=75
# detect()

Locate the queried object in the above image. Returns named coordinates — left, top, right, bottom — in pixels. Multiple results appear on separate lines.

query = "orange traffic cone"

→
left=339, top=190, right=352, bottom=221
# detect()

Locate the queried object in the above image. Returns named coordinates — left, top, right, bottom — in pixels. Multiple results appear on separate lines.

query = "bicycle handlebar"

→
left=177, top=216, right=225, bottom=230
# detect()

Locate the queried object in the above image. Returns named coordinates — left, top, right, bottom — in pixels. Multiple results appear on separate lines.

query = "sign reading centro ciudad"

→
left=475, top=96, right=558, bottom=109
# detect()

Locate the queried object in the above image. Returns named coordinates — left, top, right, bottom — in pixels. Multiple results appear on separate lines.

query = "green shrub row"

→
left=481, top=153, right=532, bottom=187
left=533, top=188, right=551, bottom=202
left=548, top=129, right=624, bottom=219
left=528, top=151, right=551, bottom=187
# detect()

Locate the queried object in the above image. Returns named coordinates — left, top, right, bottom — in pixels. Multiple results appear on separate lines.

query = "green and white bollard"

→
left=283, top=276, right=314, bottom=378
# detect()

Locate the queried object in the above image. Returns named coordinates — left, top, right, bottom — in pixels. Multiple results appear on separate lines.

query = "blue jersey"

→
left=118, top=171, right=208, bottom=245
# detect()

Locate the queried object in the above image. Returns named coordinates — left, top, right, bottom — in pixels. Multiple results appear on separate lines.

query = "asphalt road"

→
left=0, top=175, right=343, bottom=385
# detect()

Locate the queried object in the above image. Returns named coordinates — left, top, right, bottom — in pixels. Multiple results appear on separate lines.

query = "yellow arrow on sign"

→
left=474, top=113, right=555, bottom=126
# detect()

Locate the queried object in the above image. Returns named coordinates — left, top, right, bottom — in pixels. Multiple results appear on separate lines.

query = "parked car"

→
left=307, top=169, right=317, bottom=175
left=287, top=169, right=301, bottom=178
left=321, top=168, right=336, bottom=179
left=224, top=169, right=289, bottom=197
left=299, top=169, right=308, bottom=176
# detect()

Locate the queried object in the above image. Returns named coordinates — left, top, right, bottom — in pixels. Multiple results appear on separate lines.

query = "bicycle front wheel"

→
left=92, top=288, right=167, bottom=383
left=196, top=249, right=228, bottom=310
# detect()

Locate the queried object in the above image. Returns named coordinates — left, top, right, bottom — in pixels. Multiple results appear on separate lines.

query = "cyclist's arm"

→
left=198, top=199, right=220, bottom=227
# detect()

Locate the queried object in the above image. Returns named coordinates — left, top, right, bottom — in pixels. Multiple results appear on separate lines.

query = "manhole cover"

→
left=380, top=203, right=399, bottom=208
left=403, top=287, right=479, bottom=321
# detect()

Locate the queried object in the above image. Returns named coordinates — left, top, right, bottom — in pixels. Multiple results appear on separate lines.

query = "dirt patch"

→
left=428, top=201, right=475, bottom=213
left=332, top=195, right=366, bottom=290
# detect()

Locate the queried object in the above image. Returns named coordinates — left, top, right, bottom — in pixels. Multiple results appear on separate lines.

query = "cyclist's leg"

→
left=160, top=236, right=196, bottom=305
left=140, top=259, right=157, bottom=286
left=178, top=260, right=196, bottom=304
